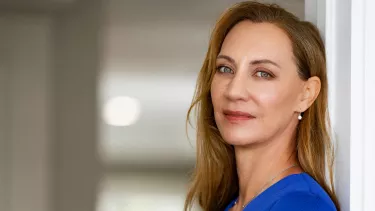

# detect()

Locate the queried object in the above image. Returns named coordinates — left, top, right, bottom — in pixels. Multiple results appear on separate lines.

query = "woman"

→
left=184, top=1, right=340, bottom=211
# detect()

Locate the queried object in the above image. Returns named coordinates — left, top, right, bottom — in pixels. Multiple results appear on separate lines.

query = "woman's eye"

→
left=255, top=71, right=271, bottom=78
left=217, top=66, right=233, bottom=74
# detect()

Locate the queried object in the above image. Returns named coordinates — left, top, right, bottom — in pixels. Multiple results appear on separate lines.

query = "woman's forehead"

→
left=219, top=21, right=293, bottom=64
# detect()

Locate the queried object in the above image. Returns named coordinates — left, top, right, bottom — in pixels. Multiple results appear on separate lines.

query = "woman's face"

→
left=211, top=21, right=306, bottom=146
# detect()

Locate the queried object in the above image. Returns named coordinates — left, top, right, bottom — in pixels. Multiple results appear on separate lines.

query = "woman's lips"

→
left=223, top=110, right=255, bottom=122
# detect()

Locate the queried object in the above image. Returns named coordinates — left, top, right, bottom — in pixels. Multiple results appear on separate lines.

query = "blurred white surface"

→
left=103, top=96, right=141, bottom=127
left=97, top=172, right=197, bottom=211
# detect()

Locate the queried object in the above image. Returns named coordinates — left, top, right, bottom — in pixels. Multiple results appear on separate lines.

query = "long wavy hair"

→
left=184, top=1, right=339, bottom=211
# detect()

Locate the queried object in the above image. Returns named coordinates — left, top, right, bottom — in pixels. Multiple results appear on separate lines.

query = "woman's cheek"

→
left=253, top=85, right=281, bottom=108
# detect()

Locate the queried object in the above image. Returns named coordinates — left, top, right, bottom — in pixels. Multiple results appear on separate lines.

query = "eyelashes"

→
left=217, top=66, right=234, bottom=74
left=216, top=65, right=275, bottom=79
left=255, top=71, right=272, bottom=78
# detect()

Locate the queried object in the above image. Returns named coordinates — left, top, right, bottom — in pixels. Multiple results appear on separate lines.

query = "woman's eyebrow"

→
left=216, top=54, right=235, bottom=64
left=217, top=54, right=280, bottom=68
left=250, top=59, right=281, bottom=68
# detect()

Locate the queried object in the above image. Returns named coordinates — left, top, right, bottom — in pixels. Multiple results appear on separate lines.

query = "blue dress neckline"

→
left=225, top=172, right=308, bottom=210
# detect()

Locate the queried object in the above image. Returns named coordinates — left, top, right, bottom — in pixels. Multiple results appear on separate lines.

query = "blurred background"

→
left=0, top=0, right=304, bottom=211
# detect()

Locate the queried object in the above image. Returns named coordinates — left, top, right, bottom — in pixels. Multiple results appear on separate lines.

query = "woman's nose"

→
left=224, top=73, right=249, bottom=102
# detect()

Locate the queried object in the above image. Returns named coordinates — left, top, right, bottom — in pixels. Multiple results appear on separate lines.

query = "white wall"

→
left=350, top=1, right=375, bottom=210
left=327, top=0, right=351, bottom=208
left=316, top=0, right=352, bottom=209
left=0, top=14, right=53, bottom=211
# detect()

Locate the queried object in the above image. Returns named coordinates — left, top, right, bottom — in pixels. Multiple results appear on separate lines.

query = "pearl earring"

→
left=298, top=113, right=303, bottom=120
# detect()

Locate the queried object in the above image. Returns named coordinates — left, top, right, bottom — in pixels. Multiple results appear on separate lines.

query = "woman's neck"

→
left=234, top=137, right=301, bottom=208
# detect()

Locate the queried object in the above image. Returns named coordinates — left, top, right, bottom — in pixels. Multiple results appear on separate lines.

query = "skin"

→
left=210, top=21, right=321, bottom=210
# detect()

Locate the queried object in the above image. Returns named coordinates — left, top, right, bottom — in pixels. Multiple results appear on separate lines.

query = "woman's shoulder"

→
left=266, top=173, right=337, bottom=211
left=269, top=191, right=337, bottom=211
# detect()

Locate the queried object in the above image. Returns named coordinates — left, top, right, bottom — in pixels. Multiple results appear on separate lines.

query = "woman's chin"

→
left=222, top=134, right=257, bottom=146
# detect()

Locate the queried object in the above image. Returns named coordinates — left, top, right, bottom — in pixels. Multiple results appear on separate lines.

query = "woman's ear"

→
left=297, top=76, right=321, bottom=112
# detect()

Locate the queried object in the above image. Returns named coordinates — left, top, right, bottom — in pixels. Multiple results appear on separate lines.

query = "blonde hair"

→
left=184, top=1, right=339, bottom=211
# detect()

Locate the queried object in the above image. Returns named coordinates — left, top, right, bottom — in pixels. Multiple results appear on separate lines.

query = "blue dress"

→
left=224, top=173, right=337, bottom=211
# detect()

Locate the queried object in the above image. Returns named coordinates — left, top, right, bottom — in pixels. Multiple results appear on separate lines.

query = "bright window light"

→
left=103, top=96, right=141, bottom=126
